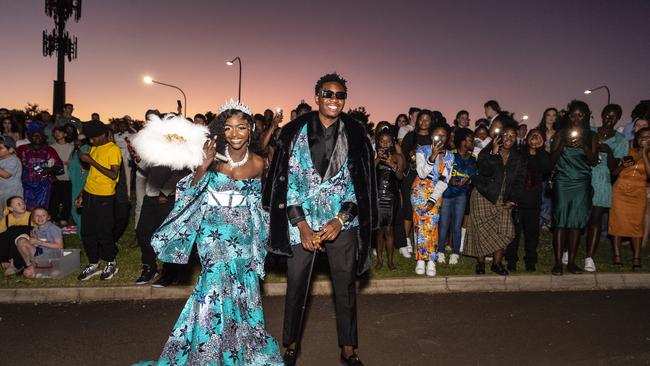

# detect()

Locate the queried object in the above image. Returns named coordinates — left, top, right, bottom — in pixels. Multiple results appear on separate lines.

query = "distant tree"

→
left=347, top=106, right=374, bottom=136
left=24, top=103, right=47, bottom=119
left=347, top=106, right=369, bottom=124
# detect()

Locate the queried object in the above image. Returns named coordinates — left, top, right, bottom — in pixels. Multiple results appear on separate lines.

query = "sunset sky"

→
left=2, top=0, right=649, bottom=127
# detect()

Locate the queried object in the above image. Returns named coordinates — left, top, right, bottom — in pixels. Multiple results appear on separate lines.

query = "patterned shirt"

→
left=287, top=124, right=357, bottom=245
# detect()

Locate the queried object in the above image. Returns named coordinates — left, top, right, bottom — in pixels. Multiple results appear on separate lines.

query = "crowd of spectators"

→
left=0, top=98, right=648, bottom=281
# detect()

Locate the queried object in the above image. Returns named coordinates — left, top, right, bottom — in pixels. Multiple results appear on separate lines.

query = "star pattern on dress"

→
left=142, top=172, right=282, bottom=365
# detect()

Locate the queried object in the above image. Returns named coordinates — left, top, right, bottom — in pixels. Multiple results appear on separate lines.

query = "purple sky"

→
left=2, top=0, right=649, bottom=128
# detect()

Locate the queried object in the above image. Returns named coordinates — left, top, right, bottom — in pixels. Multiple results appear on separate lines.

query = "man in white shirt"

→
left=484, top=100, right=501, bottom=126
left=112, top=117, right=135, bottom=197
left=397, top=107, right=420, bottom=143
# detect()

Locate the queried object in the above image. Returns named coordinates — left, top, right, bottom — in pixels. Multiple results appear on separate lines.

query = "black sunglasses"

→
left=319, top=90, right=347, bottom=100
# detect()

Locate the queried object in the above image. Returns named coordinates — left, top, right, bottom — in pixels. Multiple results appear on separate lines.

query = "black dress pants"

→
left=112, top=200, right=131, bottom=245
left=505, top=207, right=541, bottom=265
left=136, top=195, right=174, bottom=267
left=283, top=228, right=358, bottom=348
left=49, top=180, right=72, bottom=222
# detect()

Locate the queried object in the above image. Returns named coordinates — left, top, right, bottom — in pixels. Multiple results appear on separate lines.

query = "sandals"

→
left=632, top=257, right=642, bottom=272
left=613, top=255, right=623, bottom=266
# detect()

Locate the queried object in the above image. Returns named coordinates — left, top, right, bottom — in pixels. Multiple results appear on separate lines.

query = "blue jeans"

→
left=437, top=194, right=467, bottom=255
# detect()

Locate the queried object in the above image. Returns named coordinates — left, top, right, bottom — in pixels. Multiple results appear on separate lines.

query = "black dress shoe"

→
left=551, top=263, right=563, bottom=276
left=151, top=272, right=175, bottom=288
left=475, top=262, right=486, bottom=275
left=341, top=353, right=364, bottom=366
left=491, top=264, right=509, bottom=276
left=566, top=263, right=582, bottom=274
left=283, top=348, right=297, bottom=366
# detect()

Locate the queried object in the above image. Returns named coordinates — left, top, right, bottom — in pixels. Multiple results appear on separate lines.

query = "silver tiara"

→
left=218, top=99, right=252, bottom=115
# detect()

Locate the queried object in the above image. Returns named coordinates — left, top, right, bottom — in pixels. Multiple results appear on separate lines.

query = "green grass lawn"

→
left=1, top=213, right=647, bottom=289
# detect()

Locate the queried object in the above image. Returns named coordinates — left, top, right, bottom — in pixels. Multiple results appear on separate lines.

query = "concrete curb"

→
left=1, top=273, right=649, bottom=304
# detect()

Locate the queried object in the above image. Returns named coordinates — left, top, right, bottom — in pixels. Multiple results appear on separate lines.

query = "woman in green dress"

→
left=550, top=101, right=598, bottom=275
left=66, top=124, right=89, bottom=238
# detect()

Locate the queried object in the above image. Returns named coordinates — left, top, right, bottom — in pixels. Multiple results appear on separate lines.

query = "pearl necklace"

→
left=225, top=146, right=249, bottom=169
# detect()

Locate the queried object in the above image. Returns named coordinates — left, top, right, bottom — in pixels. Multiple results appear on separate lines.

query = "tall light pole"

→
left=143, top=76, right=187, bottom=118
left=584, top=85, right=611, bottom=105
left=226, top=57, right=242, bottom=101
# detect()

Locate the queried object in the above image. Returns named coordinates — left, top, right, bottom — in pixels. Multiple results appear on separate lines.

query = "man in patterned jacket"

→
left=263, top=73, right=377, bottom=366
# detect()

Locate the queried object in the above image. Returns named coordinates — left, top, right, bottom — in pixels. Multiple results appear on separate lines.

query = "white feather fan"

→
left=130, top=114, right=209, bottom=170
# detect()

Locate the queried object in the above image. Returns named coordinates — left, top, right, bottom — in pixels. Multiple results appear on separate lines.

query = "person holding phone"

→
left=536, top=108, right=559, bottom=231
left=374, top=127, right=405, bottom=271
left=584, top=104, right=628, bottom=272
left=549, top=100, right=598, bottom=275
left=608, top=127, right=650, bottom=271
left=464, top=115, right=525, bottom=275
left=437, top=127, right=476, bottom=265
left=505, top=128, right=553, bottom=272
left=411, top=124, right=455, bottom=276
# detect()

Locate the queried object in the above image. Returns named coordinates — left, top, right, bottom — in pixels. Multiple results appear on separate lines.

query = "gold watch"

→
left=336, top=212, right=348, bottom=226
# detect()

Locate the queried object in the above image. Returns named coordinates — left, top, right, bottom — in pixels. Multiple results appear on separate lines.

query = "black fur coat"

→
left=262, top=111, right=377, bottom=275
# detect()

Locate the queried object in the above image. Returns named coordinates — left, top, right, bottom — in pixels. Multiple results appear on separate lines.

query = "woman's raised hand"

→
left=201, top=137, right=217, bottom=170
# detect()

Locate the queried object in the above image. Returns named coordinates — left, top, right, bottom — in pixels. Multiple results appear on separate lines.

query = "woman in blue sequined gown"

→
left=134, top=107, right=282, bottom=366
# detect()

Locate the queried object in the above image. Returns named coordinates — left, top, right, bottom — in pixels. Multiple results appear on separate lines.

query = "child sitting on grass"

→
left=15, top=206, right=63, bottom=278
left=1, top=196, right=32, bottom=276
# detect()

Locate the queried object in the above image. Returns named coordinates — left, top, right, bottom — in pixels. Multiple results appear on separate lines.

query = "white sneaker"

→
left=437, top=253, right=446, bottom=264
left=562, top=251, right=568, bottom=265
left=406, top=238, right=413, bottom=253
left=426, top=261, right=436, bottom=277
left=372, top=249, right=377, bottom=257
left=449, top=254, right=460, bottom=265
left=415, top=260, right=425, bottom=275
left=584, top=257, right=596, bottom=272
left=399, top=247, right=412, bottom=258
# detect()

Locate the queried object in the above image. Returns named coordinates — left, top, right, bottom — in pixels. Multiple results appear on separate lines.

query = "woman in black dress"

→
left=374, top=128, right=405, bottom=270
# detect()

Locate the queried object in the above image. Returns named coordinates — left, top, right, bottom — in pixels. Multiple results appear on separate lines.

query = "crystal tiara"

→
left=218, top=99, right=252, bottom=115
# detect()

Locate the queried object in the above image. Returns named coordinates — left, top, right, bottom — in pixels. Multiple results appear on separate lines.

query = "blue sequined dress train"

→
left=134, top=171, right=282, bottom=366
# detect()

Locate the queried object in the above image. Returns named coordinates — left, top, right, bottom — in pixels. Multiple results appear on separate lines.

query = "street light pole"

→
left=584, top=85, right=611, bottom=105
left=227, top=57, right=242, bottom=101
left=143, top=76, right=187, bottom=118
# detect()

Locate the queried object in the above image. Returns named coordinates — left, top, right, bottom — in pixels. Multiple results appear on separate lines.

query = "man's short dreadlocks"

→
left=314, top=73, right=347, bottom=95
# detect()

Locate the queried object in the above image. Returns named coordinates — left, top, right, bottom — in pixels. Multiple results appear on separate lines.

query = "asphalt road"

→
left=2, top=291, right=649, bottom=366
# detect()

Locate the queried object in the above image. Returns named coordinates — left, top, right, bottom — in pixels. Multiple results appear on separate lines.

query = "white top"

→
left=113, top=131, right=134, bottom=162
left=473, top=136, right=492, bottom=157
left=397, top=124, right=414, bottom=141
left=415, top=150, right=453, bottom=203
left=51, top=142, right=74, bottom=181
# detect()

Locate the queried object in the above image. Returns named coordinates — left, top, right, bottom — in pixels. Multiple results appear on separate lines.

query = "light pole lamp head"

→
left=584, top=89, right=592, bottom=95
left=226, top=61, right=234, bottom=66
left=143, top=75, right=154, bottom=84
left=522, top=115, right=529, bottom=121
